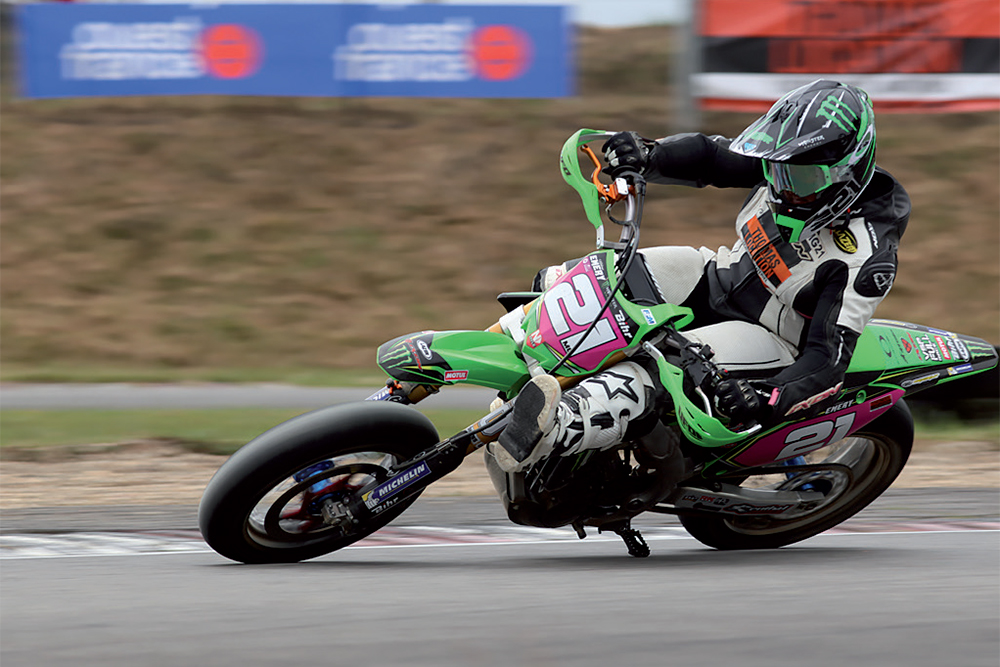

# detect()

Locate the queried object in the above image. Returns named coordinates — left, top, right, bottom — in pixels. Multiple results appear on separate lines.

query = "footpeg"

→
left=600, top=521, right=650, bottom=558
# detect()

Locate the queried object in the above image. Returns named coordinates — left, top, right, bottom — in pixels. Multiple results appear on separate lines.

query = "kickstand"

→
left=599, top=520, right=650, bottom=558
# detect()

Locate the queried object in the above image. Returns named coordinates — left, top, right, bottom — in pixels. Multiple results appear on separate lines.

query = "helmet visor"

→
left=765, top=162, right=843, bottom=198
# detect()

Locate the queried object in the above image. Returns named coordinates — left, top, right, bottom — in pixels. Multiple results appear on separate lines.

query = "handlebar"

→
left=559, top=129, right=646, bottom=249
left=553, top=130, right=759, bottom=444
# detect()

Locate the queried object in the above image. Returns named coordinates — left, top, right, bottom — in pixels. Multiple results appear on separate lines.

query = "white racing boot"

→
left=494, top=374, right=562, bottom=473
left=494, top=362, right=655, bottom=473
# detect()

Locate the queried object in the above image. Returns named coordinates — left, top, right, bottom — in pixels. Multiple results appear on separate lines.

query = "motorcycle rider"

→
left=494, top=79, right=910, bottom=474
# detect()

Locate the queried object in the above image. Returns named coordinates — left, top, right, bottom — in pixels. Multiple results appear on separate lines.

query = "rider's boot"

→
left=495, top=362, right=655, bottom=473
left=494, top=374, right=562, bottom=473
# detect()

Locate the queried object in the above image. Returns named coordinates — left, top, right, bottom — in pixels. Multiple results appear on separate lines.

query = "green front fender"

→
left=377, top=330, right=530, bottom=394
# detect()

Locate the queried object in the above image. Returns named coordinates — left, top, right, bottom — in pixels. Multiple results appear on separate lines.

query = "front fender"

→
left=377, top=330, right=530, bottom=394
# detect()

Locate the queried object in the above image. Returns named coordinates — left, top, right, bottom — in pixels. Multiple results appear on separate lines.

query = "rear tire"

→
left=680, top=400, right=913, bottom=550
left=198, top=402, right=439, bottom=563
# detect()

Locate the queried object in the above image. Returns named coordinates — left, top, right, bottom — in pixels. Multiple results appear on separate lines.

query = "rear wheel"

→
left=198, top=402, right=439, bottom=563
left=680, top=400, right=913, bottom=550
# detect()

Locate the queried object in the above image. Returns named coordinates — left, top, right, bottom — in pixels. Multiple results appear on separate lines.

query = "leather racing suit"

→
left=511, top=132, right=911, bottom=470
left=636, top=132, right=910, bottom=418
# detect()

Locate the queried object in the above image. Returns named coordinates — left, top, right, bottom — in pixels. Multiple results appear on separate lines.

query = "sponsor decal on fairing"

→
left=901, top=372, right=939, bottom=388
left=934, top=335, right=952, bottom=361
left=785, top=382, right=843, bottom=415
left=915, top=335, right=943, bottom=362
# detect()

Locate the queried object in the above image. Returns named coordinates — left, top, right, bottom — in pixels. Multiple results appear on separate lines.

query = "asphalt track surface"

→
left=2, top=385, right=998, bottom=665
left=2, top=491, right=999, bottom=667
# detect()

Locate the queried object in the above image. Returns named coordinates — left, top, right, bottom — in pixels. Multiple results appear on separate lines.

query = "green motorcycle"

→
left=199, top=130, right=997, bottom=563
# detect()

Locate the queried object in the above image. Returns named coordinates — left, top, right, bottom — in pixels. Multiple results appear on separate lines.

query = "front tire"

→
left=680, top=400, right=914, bottom=550
left=198, top=402, right=439, bottom=563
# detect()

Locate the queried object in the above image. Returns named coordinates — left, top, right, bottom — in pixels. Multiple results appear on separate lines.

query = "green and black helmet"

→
left=730, top=79, right=877, bottom=242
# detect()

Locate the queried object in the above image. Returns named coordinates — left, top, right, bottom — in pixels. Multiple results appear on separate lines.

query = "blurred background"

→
left=2, top=6, right=997, bottom=664
left=0, top=0, right=997, bottom=413
left=2, top=0, right=997, bottom=381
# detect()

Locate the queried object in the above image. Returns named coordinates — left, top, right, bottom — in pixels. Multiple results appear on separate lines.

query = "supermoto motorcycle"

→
left=199, top=129, right=998, bottom=563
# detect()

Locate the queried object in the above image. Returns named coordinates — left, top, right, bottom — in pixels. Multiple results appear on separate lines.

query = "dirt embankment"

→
left=2, top=27, right=997, bottom=375
left=1, top=26, right=996, bottom=510
left=1, top=437, right=996, bottom=510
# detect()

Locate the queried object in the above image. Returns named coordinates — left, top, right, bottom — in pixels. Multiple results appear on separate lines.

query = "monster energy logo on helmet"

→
left=729, top=80, right=877, bottom=243
left=817, top=94, right=860, bottom=133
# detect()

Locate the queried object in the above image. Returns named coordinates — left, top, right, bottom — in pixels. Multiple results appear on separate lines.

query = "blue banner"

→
left=16, top=3, right=571, bottom=99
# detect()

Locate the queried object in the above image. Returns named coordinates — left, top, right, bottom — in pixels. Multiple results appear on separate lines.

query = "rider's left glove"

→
left=602, top=131, right=653, bottom=178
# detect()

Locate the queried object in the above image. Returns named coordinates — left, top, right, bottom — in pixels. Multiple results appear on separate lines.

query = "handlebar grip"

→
left=607, top=169, right=645, bottom=186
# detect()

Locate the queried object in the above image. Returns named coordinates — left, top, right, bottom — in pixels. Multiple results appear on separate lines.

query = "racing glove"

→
left=714, top=379, right=765, bottom=428
left=602, top=131, right=654, bottom=178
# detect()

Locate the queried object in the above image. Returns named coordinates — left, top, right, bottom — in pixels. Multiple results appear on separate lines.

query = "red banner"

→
left=696, top=0, right=1000, bottom=112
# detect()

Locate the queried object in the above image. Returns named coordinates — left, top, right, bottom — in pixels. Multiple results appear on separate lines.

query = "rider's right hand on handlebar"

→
left=715, top=379, right=764, bottom=429
left=602, top=131, right=653, bottom=178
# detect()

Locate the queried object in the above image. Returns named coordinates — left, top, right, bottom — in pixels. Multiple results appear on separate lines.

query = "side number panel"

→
left=535, top=258, right=629, bottom=371
left=543, top=275, right=618, bottom=354
left=730, top=389, right=904, bottom=467
left=776, top=413, right=856, bottom=460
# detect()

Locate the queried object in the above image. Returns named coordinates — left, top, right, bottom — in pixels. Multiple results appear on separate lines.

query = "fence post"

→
left=671, top=0, right=701, bottom=133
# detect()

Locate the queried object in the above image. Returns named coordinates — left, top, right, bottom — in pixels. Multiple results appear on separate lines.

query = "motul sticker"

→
left=934, top=335, right=952, bottom=360
left=444, top=370, right=469, bottom=382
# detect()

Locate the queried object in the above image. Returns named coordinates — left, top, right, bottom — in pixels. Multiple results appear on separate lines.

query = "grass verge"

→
left=911, top=413, right=999, bottom=451
left=0, top=408, right=486, bottom=456
left=1, top=407, right=994, bottom=458
left=0, top=364, right=387, bottom=386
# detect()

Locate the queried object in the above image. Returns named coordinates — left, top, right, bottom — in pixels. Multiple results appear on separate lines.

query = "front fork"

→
left=353, top=292, right=633, bottom=527
left=339, top=388, right=515, bottom=524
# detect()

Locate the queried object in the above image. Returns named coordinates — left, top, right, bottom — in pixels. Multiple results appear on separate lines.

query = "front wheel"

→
left=680, top=400, right=914, bottom=550
left=198, top=402, right=439, bottom=563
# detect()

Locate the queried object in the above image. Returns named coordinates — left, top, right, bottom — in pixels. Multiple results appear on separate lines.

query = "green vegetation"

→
left=0, top=408, right=486, bottom=454
left=1, top=27, right=997, bottom=383
left=0, top=364, right=385, bottom=386
left=2, top=404, right=994, bottom=456
left=911, top=411, right=1000, bottom=450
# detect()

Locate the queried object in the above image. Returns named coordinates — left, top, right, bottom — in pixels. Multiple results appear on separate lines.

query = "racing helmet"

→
left=730, top=80, right=876, bottom=242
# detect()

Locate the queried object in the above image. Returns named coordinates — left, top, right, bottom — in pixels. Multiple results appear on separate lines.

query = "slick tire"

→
left=198, top=402, right=438, bottom=564
left=680, top=400, right=914, bottom=550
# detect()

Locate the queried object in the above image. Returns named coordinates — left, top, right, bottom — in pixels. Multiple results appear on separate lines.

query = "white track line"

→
left=2, top=524, right=997, bottom=560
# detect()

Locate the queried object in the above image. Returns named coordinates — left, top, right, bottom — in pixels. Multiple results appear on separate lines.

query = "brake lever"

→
left=678, top=342, right=726, bottom=394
